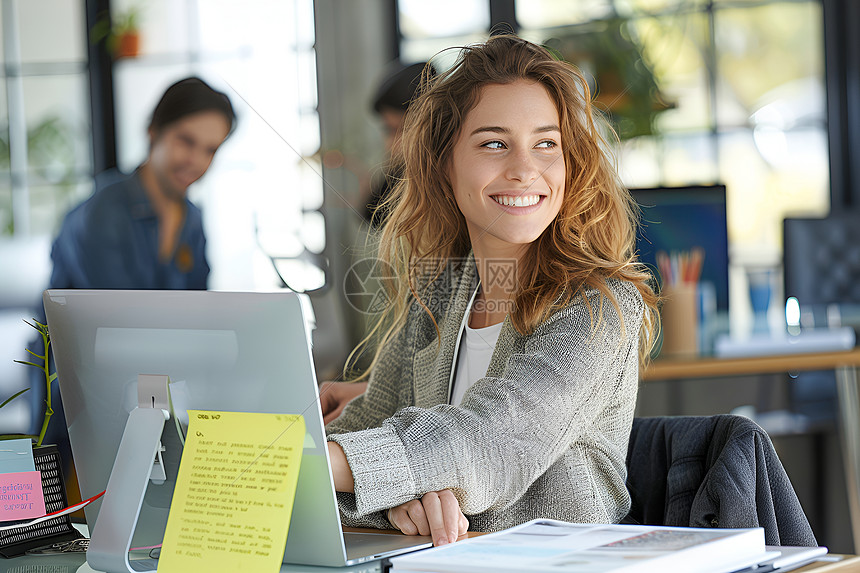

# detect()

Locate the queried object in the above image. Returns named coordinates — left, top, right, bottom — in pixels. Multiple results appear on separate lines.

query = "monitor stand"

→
left=86, top=375, right=170, bottom=573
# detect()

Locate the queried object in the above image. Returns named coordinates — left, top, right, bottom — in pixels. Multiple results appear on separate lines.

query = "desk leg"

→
left=836, top=366, right=860, bottom=553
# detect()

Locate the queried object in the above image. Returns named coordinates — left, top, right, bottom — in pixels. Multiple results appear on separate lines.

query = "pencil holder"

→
left=660, top=283, right=699, bottom=357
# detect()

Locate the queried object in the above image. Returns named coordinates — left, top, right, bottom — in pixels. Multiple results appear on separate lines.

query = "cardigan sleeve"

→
left=328, top=280, right=644, bottom=521
left=324, top=305, right=422, bottom=529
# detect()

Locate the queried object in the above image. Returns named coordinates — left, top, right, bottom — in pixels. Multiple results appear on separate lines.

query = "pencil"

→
left=687, top=247, right=704, bottom=283
left=656, top=250, right=672, bottom=286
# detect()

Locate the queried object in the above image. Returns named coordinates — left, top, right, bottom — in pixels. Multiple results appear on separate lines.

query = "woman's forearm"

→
left=327, top=441, right=355, bottom=492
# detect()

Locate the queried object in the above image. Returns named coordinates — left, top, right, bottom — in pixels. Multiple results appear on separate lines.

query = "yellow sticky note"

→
left=157, top=411, right=305, bottom=573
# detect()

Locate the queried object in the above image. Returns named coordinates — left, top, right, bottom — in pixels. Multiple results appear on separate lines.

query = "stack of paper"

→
left=389, top=519, right=815, bottom=573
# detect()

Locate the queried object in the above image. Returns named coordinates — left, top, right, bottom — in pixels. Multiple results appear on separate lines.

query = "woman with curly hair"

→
left=322, top=34, right=659, bottom=547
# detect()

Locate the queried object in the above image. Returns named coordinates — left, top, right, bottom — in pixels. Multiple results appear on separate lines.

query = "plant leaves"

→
left=0, top=434, right=38, bottom=442
left=22, top=318, right=49, bottom=336
left=0, top=388, right=30, bottom=409
left=25, top=348, right=45, bottom=360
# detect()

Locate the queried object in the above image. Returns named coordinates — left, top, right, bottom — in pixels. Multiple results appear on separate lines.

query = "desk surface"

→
left=643, top=348, right=860, bottom=381
left=1, top=527, right=857, bottom=573
left=794, top=555, right=860, bottom=571
left=1, top=546, right=857, bottom=572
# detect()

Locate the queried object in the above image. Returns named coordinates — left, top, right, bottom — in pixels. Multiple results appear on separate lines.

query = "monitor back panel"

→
left=44, top=290, right=346, bottom=565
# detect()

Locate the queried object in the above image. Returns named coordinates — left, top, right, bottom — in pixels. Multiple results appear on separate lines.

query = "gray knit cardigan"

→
left=327, top=256, right=644, bottom=531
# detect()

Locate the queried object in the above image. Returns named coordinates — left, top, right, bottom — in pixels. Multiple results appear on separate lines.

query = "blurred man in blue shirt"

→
left=39, top=78, right=235, bottom=490
left=49, top=77, right=235, bottom=290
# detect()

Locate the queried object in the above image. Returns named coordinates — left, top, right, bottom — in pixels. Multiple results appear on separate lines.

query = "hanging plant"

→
left=544, top=19, right=674, bottom=140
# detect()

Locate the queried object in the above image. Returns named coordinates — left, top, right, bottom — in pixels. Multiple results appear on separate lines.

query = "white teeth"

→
left=492, top=195, right=541, bottom=207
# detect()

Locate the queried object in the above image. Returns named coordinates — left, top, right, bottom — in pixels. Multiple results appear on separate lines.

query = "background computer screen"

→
left=630, top=185, right=730, bottom=312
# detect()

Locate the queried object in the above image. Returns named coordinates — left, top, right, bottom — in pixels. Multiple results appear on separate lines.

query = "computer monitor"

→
left=630, top=185, right=730, bottom=312
left=42, top=290, right=346, bottom=569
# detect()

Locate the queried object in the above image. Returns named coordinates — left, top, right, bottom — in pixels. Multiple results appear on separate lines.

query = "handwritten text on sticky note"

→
left=157, top=411, right=305, bottom=573
left=0, top=471, right=46, bottom=522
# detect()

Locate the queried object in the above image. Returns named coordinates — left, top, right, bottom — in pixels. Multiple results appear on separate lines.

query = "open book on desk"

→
left=390, top=519, right=775, bottom=573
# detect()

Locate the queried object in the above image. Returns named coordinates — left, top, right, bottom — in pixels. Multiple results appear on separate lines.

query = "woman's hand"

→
left=387, top=490, right=469, bottom=547
left=319, top=381, right=368, bottom=424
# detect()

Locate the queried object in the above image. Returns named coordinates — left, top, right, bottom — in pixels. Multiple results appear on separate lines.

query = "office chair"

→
left=784, top=211, right=860, bottom=308
left=783, top=212, right=860, bottom=419
left=624, top=415, right=817, bottom=547
left=780, top=212, right=860, bottom=546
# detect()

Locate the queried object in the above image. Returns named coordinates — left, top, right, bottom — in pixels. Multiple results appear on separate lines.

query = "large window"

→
left=397, top=0, right=828, bottom=327
left=398, top=0, right=490, bottom=66
left=0, top=0, right=93, bottom=238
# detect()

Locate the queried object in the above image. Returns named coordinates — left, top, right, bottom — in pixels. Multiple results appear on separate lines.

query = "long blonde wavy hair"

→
left=348, top=34, right=659, bottom=379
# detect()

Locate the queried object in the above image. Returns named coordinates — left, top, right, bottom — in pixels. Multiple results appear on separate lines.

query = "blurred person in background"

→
left=363, top=61, right=431, bottom=227
left=49, top=76, right=235, bottom=290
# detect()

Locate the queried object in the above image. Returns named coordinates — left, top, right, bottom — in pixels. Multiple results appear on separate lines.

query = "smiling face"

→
left=449, top=80, right=566, bottom=259
left=147, top=110, right=231, bottom=203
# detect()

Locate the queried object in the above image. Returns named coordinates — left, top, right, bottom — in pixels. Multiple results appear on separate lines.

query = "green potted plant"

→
left=0, top=320, right=81, bottom=556
left=90, top=6, right=142, bottom=59
left=544, top=20, right=674, bottom=140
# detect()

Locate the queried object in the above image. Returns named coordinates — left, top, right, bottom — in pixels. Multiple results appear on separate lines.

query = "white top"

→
left=450, top=310, right=504, bottom=407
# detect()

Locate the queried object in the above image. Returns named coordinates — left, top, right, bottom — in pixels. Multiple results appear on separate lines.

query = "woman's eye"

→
left=536, top=140, right=558, bottom=149
left=482, top=140, right=505, bottom=149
